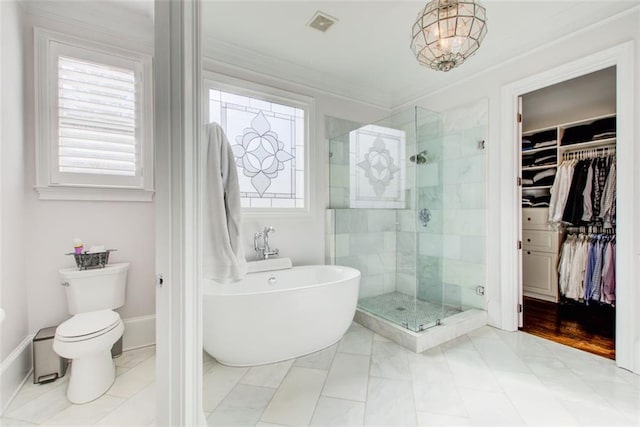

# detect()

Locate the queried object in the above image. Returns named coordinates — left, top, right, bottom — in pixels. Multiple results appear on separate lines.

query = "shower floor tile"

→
left=358, top=291, right=461, bottom=331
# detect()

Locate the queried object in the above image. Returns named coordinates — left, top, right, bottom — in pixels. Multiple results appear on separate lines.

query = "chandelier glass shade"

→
left=410, top=0, right=488, bottom=72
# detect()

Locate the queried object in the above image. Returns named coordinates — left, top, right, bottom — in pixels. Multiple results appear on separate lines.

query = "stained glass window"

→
left=209, top=89, right=306, bottom=209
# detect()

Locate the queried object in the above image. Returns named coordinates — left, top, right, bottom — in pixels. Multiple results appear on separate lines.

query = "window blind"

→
left=58, top=56, right=137, bottom=177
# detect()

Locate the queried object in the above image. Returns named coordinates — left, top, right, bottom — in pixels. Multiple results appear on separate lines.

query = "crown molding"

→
left=24, top=1, right=154, bottom=51
left=202, top=36, right=394, bottom=109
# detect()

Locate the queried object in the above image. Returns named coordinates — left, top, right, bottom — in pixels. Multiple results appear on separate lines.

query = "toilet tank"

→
left=59, top=263, right=129, bottom=314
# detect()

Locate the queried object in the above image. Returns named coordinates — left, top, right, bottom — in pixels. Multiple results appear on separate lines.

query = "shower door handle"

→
left=419, top=208, right=431, bottom=227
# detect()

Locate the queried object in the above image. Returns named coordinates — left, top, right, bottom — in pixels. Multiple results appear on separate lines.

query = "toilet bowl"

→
left=53, top=263, right=129, bottom=404
left=54, top=310, right=124, bottom=403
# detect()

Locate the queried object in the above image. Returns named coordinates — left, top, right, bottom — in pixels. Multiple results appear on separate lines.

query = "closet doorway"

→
left=518, top=67, right=617, bottom=360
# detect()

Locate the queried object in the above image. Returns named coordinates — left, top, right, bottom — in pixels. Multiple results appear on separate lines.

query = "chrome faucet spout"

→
left=255, top=226, right=279, bottom=260
left=263, top=226, right=275, bottom=252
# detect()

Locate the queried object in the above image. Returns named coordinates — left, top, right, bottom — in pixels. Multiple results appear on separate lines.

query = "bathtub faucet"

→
left=254, top=226, right=279, bottom=260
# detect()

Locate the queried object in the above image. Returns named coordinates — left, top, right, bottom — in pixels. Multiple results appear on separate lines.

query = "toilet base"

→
left=67, top=350, right=115, bottom=404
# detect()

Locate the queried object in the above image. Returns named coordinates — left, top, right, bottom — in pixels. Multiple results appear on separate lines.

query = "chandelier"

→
left=410, top=0, right=488, bottom=72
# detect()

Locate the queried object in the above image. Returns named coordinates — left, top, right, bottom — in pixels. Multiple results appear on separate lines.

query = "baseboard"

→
left=0, top=336, right=33, bottom=416
left=122, top=315, right=155, bottom=351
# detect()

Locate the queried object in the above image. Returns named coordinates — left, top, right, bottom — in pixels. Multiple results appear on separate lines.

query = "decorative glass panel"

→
left=209, top=89, right=305, bottom=208
left=349, top=124, right=406, bottom=208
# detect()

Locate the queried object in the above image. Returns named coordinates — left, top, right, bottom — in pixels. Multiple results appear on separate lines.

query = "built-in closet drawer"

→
left=522, top=208, right=552, bottom=230
left=522, top=250, right=558, bottom=302
left=522, top=229, right=559, bottom=253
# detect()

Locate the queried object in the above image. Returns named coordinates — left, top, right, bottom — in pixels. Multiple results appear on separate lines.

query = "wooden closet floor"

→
left=519, top=296, right=615, bottom=360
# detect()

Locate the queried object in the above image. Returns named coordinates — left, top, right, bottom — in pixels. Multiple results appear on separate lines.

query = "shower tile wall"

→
left=327, top=209, right=397, bottom=299
left=327, top=116, right=398, bottom=298
left=327, top=116, right=360, bottom=210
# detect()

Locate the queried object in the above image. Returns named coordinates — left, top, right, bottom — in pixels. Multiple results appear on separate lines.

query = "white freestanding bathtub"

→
left=203, top=263, right=360, bottom=366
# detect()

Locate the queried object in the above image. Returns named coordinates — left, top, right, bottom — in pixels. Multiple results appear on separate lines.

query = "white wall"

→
left=203, top=57, right=389, bottom=266
left=403, top=10, right=640, bottom=345
left=21, top=2, right=156, bottom=335
left=0, top=0, right=28, bottom=362
left=522, top=66, right=616, bottom=132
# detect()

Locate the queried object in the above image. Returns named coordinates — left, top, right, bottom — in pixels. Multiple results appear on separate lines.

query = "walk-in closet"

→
left=518, top=67, right=617, bottom=359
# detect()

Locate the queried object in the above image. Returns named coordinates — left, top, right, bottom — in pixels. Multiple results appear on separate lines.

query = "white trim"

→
left=499, top=42, right=636, bottom=372
left=154, top=1, right=203, bottom=425
left=202, top=39, right=392, bottom=110
left=35, top=186, right=154, bottom=202
left=202, top=71, right=315, bottom=218
left=24, top=1, right=154, bottom=52
left=33, top=27, right=154, bottom=201
left=0, top=336, right=33, bottom=416
left=122, top=315, right=156, bottom=351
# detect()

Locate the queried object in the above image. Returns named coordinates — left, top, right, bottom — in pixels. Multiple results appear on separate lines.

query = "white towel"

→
left=204, top=123, right=247, bottom=281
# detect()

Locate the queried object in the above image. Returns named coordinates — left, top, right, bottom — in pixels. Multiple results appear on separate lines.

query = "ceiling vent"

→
left=307, top=11, right=337, bottom=33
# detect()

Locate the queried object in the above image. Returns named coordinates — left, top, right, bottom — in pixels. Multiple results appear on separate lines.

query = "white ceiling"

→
left=200, top=1, right=639, bottom=108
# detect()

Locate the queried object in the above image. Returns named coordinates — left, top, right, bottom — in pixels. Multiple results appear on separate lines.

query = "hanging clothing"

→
left=582, top=237, right=597, bottom=303
left=600, top=161, right=617, bottom=228
left=588, top=237, right=606, bottom=302
left=601, top=239, right=616, bottom=304
left=591, top=157, right=607, bottom=219
left=550, top=153, right=615, bottom=227
left=558, top=232, right=616, bottom=305
left=581, top=160, right=594, bottom=222
left=562, top=160, right=591, bottom=225
left=564, top=235, right=589, bottom=301
left=558, top=234, right=576, bottom=297
left=548, top=160, right=577, bottom=224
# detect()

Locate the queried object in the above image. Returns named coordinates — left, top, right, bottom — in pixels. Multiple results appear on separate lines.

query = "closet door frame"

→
left=499, top=42, right=636, bottom=373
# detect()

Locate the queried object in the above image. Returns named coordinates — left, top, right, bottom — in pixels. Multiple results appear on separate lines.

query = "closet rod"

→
left=566, top=225, right=616, bottom=235
left=562, top=146, right=616, bottom=161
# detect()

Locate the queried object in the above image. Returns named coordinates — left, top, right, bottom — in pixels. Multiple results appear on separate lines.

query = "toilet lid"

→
left=57, top=310, right=121, bottom=339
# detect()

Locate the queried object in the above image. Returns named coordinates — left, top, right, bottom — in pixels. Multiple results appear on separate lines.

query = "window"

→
left=35, top=29, right=153, bottom=201
left=205, top=78, right=311, bottom=211
left=349, top=125, right=406, bottom=209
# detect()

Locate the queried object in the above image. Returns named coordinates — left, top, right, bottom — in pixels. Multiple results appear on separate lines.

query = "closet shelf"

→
left=559, top=138, right=616, bottom=152
left=522, top=165, right=557, bottom=171
left=522, top=185, right=553, bottom=191
left=522, top=145, right=557, bottom=155
left=523, top=126, right=557, bottom=137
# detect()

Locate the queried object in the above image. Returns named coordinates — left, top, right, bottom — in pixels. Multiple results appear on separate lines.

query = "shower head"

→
left=410, top=150, right=428, bottom=164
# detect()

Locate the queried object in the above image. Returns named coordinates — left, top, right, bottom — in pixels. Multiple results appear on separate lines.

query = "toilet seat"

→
left=56, top=310, right=121, bottom=342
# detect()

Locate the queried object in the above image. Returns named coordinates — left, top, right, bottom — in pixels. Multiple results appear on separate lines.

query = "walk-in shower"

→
left=327, top=103, right=488, bottom=350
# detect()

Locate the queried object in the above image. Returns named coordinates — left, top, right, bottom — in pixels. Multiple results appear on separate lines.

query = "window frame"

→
left=203, top=71, right=314, bottom=217
left=34, top=28, right=154, bottom=201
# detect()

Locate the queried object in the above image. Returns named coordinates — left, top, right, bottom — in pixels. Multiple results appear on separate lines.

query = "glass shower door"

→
left=416, top=102, right=488, bottom=319
left=412, top=106, right=446, bottom=330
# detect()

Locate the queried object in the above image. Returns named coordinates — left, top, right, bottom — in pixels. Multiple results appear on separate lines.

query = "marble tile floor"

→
left=3, top=325, right=640, bottom=426
left=358, top=292, right=461, bottom=331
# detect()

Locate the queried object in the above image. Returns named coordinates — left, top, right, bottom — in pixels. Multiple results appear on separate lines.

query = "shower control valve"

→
left=419, top=208, right=432, bottom=227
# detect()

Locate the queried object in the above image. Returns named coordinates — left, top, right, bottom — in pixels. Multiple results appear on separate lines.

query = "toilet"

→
left=53, top=263, right=129, bottom=404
